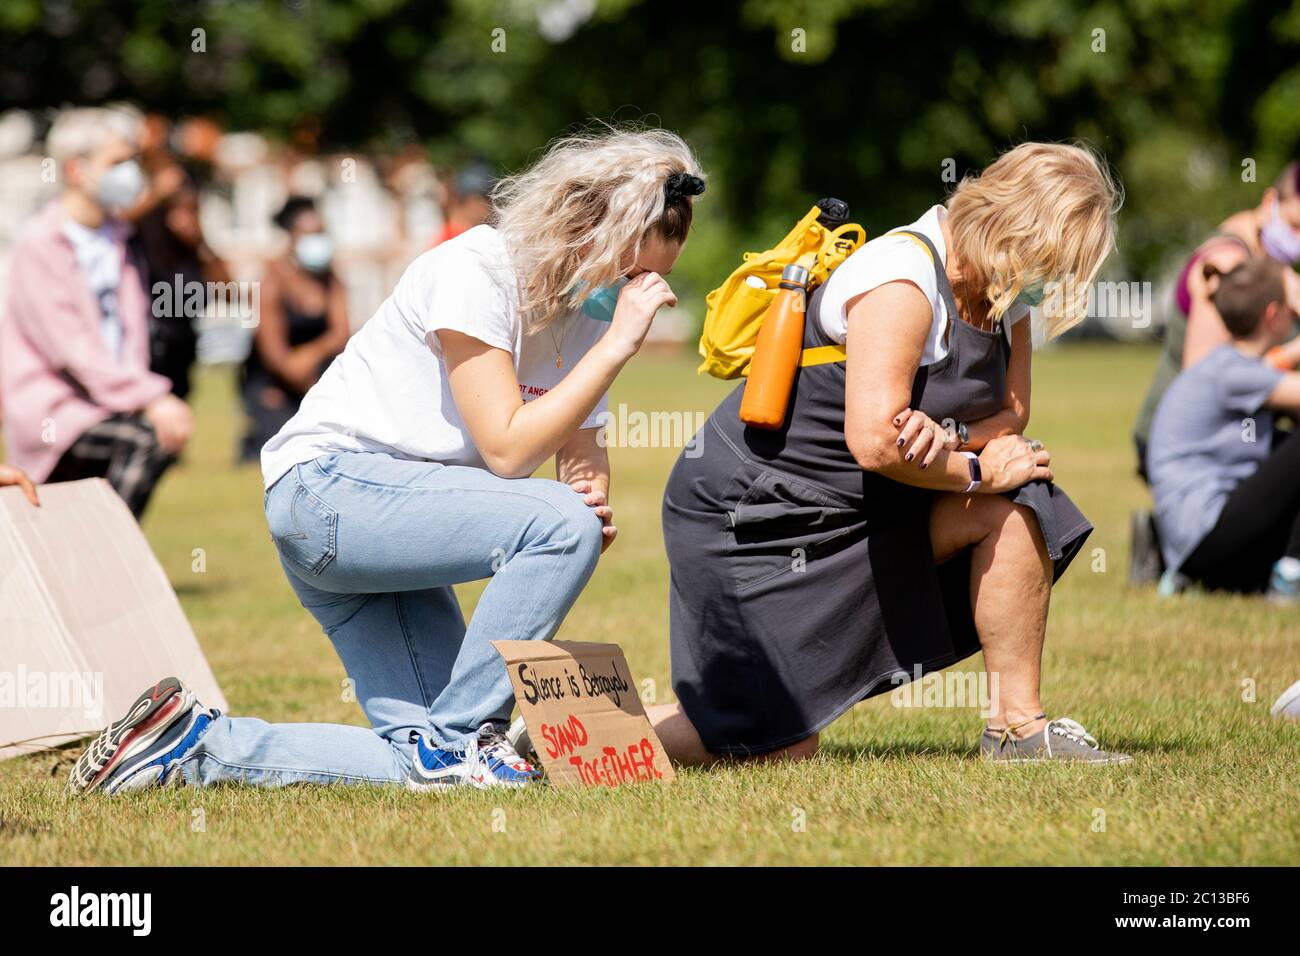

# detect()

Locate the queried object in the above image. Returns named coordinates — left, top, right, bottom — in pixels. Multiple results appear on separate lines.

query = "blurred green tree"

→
left=2, top=0, right=1297, bottom=308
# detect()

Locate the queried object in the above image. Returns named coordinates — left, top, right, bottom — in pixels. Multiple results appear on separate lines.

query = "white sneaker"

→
left=1270, top=680, right=1300, bottom=719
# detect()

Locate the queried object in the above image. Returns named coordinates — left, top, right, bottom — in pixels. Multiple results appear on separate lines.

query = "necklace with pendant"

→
left=549, top=317, right=569, bottom=368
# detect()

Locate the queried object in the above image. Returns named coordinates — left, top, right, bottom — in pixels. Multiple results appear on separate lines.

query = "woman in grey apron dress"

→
left=652, top=143, right=1131, bottom=765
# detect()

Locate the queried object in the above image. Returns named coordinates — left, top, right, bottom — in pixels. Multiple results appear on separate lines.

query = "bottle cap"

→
left=781, top=263, right=810, bottom=286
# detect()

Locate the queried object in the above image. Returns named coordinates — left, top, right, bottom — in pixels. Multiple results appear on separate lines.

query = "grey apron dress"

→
left=663, top=230, right=1092, bottom=756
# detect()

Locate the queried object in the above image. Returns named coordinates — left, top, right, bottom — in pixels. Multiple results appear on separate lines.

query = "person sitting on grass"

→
left=1133, top=159, right=1300, bottom=477
left=1147, top=256, right=1300, bottom=598
left=68, top=127, right=706, bottom=795
left=0, top=108, right=192, bottom=520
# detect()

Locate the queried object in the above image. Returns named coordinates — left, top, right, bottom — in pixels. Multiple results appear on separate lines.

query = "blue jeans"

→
left=173, top=451, right=604, bottom=787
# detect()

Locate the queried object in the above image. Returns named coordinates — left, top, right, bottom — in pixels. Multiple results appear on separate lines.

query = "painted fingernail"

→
left=920, top=462, right=928, bottom=470
left=897, top=438, right=905, bottom=446
left=905, top=453, right=913, bottom=461
left=893, top=417, right=901, bottom=425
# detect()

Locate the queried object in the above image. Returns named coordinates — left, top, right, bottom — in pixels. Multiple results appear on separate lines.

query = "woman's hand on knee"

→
left=568, top=479, right=617, bottom=553
left=978, top=434, right=1053, bottom=492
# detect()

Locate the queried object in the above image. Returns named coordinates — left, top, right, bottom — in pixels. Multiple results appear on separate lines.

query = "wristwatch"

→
left=955, top=421, right=970, bottom=450
left=960, top=451, right=982, bottom=494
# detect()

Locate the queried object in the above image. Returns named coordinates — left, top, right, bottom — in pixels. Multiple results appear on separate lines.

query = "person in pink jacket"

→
left=1, top=108, right=192, bottom=518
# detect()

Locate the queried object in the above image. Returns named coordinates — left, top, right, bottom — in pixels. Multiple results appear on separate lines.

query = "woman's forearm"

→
left=871, top=447, right=974, bottom=492
left=962, top=408, right=1025, bottom=451
left=473, top=338, right=630, bottom=479
left=556, top=430, right=611, bottom=494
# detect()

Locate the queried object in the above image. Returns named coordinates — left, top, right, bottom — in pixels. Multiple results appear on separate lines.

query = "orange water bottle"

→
left=739, top=263, right=811, bottom=429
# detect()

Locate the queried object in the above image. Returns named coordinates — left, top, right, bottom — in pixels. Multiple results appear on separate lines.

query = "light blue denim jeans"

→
left=173, top=450, right=604, bottom=788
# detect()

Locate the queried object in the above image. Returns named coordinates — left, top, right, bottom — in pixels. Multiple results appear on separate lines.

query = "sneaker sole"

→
left=984, top=754, right=1134, bottom=765
left=405, top=774, right=466, bottom=791
left=405, top=771, right=536, bottom=790
left=102, top=706, right=210, bottom=794
left=69, top=678, right=190, bottom=794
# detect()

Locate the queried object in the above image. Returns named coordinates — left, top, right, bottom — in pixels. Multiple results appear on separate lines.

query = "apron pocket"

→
left=726, top=469, right=862, bottom=591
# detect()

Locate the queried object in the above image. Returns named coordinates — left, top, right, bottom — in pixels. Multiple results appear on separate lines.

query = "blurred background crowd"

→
left=0, top=0, right=1298, bottom=543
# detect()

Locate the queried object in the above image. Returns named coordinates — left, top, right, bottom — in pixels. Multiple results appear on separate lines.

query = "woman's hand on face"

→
left=569, top=479, right=617, bottom=553
left=893, top=408, right=959, bottom=469
left=977, top=434, right=1053, bottom=492
left=606, top=271, right=676, bottom=361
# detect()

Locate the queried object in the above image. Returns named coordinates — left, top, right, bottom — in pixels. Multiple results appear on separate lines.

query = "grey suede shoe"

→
left=981, top=716, right=1133, bottom=765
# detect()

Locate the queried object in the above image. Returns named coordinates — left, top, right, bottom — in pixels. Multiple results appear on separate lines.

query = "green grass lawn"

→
left=2, top=343, right=1297, bottom=865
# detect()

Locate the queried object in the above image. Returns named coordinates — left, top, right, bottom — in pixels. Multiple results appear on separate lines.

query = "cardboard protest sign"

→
left=492, top=639, right=674, bottom=788
left=0, top=479, right=227, bottom=761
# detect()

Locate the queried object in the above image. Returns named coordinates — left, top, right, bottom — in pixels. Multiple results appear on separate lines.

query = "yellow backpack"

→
left=698, top=202, right=866, bottom=379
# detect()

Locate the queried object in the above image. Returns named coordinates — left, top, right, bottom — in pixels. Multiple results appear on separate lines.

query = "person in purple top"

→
left=1134, top=160, right=1300, bottom=476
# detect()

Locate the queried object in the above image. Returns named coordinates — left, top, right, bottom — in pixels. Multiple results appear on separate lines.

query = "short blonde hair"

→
left=946, top=141, right=1121, bottom=338
left=46, top=107, right=141, bottom=166
left=492, top=125, right=704, bottom=332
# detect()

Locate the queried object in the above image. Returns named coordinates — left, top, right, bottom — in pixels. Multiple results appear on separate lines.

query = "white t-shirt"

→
left=62, top=218, right=124, bottom=359
left=260, top=225, right=610, bottom=488
left=816, top=204, right=1028, bottom=364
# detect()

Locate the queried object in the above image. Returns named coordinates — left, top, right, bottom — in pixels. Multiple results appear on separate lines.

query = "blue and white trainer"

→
left=1267, top=557, right=1300, bottom=604
left=69, top=677, right=215, bottom=794
left=407, top=722, right=540, bottom=790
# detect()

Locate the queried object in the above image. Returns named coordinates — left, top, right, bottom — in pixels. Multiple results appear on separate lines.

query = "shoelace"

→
left=460, top=734, right=484, bottom=777
left=1048, top=717, right=1099, bottom=750
left=479, top=731, right=528, bottom=768
left=995, top=712, right=1047, bottom=749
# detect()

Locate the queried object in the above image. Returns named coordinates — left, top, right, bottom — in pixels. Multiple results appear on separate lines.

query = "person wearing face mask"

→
left=0, top=108, right=192, bottom=519
left=237, top=196, right=350, bottom=463
left=69, top=129, right=704, bottom=795
left=1148, top=257, right=1300, bottom=599
left=641, top=143, right=1132, bottom=768
left=1134, top=161, right=1300, bottom=480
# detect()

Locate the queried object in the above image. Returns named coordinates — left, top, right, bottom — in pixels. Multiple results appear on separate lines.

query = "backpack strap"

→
left=797, top=228, right=953, bottom=368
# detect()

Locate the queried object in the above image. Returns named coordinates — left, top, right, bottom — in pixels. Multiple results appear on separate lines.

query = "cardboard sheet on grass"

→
left=0, top=478, right=226, bottom=761
left=494, top=639, right=674, bottom=787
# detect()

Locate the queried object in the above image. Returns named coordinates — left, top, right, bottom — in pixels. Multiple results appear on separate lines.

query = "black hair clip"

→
left=664, top=172, right=706, bottom=203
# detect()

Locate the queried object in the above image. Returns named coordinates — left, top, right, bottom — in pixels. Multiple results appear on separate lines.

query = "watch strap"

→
left=960, top=451, right=981, bottom=493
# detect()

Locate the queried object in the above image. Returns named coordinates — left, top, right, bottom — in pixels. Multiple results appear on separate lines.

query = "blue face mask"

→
left=294, top=233, right=333, bottom=273
left=579, top=277, right=629, bottom=322
left=1016, top=280, right=1046, bottom=308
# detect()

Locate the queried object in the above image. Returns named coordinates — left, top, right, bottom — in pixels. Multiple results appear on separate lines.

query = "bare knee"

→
left=988, top=498, right=1046, bottom=553
left=932, top=493, right=1047, bottom=567
left=752, top=733, right=819, bottom=764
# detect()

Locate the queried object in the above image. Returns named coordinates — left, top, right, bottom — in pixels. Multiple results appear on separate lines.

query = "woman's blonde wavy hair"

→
left=946, top=141, right=1122, bottom=338
left=492, top=126, right=705, bottom=332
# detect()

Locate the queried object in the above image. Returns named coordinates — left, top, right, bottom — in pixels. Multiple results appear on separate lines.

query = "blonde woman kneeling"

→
left=70, top=128, right=706, bottom=793
left=652, top=143, right=1131, bottom=766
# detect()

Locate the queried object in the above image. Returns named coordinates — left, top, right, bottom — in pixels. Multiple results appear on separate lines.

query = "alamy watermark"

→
left=152, top=273, right=260, bottom=328
left=1039, top=275, right=1156, bottom=329
left=0, top=665, right=104, bottom=720
left=888, top=665, right=999, bottom=718
left=595, top=403, right=707, bottom=457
